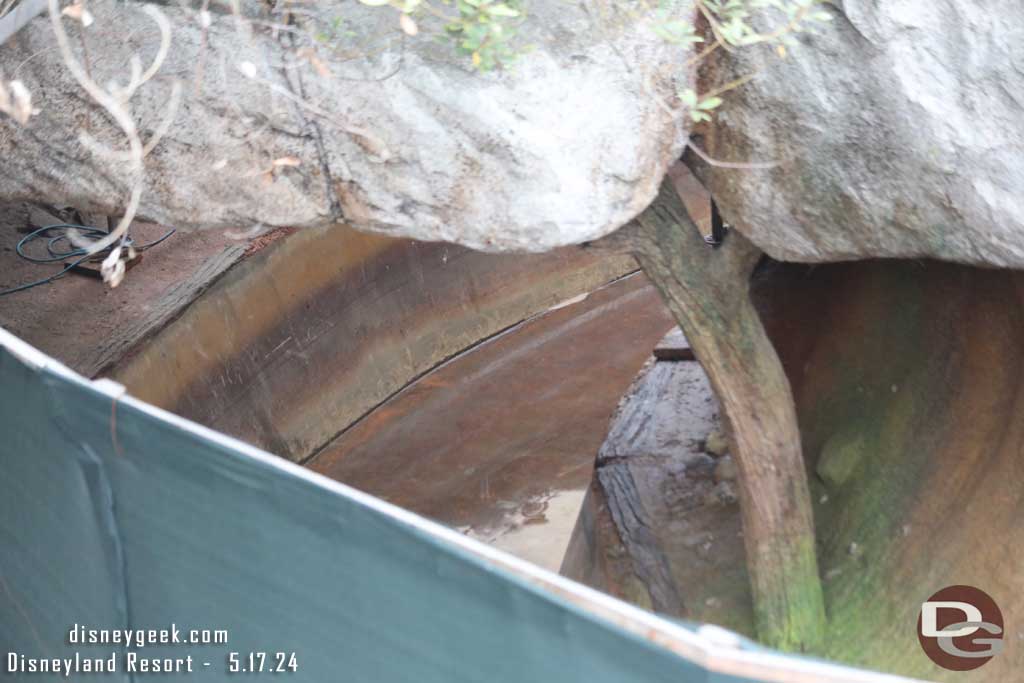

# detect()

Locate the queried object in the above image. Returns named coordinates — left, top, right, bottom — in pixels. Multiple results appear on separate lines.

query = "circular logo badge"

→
left=917, top=585, right=1003, bottom=671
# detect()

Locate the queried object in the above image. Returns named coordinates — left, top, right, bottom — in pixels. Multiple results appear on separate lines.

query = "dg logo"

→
left=917, top=585, right=1004, bottom=671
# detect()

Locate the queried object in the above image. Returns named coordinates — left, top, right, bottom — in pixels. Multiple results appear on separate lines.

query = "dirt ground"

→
left=0, top=202, right=257, bottom=376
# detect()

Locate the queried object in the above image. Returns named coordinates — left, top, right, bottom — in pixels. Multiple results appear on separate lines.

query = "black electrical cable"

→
left=0, top=223, right=176, bottom=297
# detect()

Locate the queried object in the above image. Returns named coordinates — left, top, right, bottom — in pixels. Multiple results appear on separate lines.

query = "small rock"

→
left=714, top=455, right=738, bottom=483
left=681, top=532, right=713, bottom=549
left=819, top=493, right=829, bottom=504
left=704, top=429, right=729, bottom=457
left=520, top=499, right=548, bottom=517
left=848, top=541, right=862, bottom=557
left=704, top=596, right=721, bottom=608
left=685, top=453, right=716, bottom=481
left=704, top=481, right=738, bottom=506
left=816, top=430, right=866, bottom=489
left=824, top=567, right=843, bottom=582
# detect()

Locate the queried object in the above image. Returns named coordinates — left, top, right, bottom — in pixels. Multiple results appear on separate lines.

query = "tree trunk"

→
left=625, top=178, right=826, bottom=652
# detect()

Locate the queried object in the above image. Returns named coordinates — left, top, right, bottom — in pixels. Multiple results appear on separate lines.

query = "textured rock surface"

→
left=0, top=1, right=691, bottom=252
left=699, top=0, right=1024, bottom=267
left=3, top=2, right=1021, bottom=265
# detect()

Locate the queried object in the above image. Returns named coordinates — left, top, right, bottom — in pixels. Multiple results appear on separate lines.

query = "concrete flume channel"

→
left=101, top=220, right=1024, bottom=682
left=561, top=257, right=1024, bottom=682
left=109, top=223, right=675, bottom=571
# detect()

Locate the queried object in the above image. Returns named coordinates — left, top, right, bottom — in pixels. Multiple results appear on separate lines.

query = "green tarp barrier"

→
left=0, top=330, right=919, bottom=682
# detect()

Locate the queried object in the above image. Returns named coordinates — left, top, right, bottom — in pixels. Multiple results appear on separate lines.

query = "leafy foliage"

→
left=356, top=0, right=834, bottom=120
left=358, top=0, right=526, bottom=72
left=661, top=0, right=834, bottom=120
left=442, top=0, right=524, bottom=71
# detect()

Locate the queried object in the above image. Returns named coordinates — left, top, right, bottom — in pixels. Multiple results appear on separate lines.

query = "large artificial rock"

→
left=699, top=0, right=1024, bottom=268
left=2, top=2, right=1022, bottom=264
left=0, top=0, right=692, bottom=252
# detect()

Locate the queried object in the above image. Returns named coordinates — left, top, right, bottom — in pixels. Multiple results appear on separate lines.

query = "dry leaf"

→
left=61, top=2, right=95, bottom=27
left=0, top=80, right=37, bottom=125
left=399, top=14, right=419, bottom=36
left=297, top=47, right=331, bottom=78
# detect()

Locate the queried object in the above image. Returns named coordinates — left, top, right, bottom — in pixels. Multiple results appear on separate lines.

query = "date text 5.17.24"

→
left=228, top=652, right=298, bottom=673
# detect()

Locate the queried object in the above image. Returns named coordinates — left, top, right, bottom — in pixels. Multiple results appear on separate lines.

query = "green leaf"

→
left=653, top=18, right=700, bottom=45
left=678, top=88, right=698, bottom=108
left=487, top=3, right=520, bottom=17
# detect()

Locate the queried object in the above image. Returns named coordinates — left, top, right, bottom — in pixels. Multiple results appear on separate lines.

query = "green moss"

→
left=786, top=264, right=961, bottom=677
left=818, top=388, right=941, bottom=679
left=751, top=535, right=827, bottom=652
left=816, top=429, right=868, bottom=490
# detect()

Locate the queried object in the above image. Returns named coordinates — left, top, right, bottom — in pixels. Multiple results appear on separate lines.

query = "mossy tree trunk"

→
left=625, top=178, right=826, bottom=652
